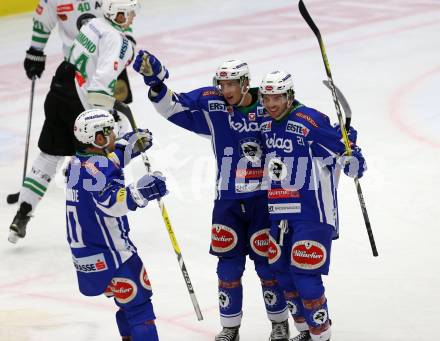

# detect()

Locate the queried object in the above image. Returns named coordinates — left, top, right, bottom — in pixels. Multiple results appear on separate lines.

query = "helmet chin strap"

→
left=236, top=84, right=250, bottom=107
left=91, top=136, right=110, bottom=150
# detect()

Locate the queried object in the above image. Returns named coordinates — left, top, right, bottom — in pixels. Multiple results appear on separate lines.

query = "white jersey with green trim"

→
left=31, top=0, right=103, bottom=58
left=68, top=18, right=134, bottom=109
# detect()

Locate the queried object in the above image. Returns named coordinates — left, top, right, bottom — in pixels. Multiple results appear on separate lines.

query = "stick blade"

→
left=298, top=0, right=321, bottom=38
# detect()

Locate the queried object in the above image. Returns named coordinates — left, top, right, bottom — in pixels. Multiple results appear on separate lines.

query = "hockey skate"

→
left=214, top=326, right=240, bottom=341
left=8, top=202, right=32, bottom=244
left=289, top=330, right=313, bottom=341
left=269, top=319, right=290, bottom=340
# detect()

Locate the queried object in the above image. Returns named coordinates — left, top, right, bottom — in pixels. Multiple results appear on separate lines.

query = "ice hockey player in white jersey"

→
left=66, top=108, right=167, bottom=341
left=25, top=0, right=135, bottom=102
left=8, top=0, right=138, bottom=244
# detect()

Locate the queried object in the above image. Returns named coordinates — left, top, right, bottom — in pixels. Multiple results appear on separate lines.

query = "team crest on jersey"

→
left=268, top=234, right=281, bottom=264
left=268, top=158, right=288, bottom=181
left=139, top=266, right=152, bottom=291
left=250, top=229, right=269, bottom=257
left=240, top=138, right=262, bottom=163
left=110, top=277, right=138, bottom=304
left=291, top=240, right=327, bottom=270
left=211, top=224, right=237, bottom=253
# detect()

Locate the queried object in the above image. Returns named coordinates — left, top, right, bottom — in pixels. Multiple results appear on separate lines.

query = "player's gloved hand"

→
left=132, top=50, right=169, bottom=87
left=335, top=123, right=358, bottom=145
left=24, top=47, right=46, bottom=79
left=116, top=129, right=153, bottom=159
left=342, top=145, right=367, bottom=179
left=127, top=172, right=168, bottom=208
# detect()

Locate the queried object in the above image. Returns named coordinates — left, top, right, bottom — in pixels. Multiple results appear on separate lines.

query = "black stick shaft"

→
left=299, top=0, right=378, bottom=256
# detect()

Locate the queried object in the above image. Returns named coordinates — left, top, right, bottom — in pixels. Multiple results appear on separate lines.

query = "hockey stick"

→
left=114, top=101, right=204, bottom=321
left=7, top=76, right=37, bottom=204
left=299, top=0, right=378, bottom=257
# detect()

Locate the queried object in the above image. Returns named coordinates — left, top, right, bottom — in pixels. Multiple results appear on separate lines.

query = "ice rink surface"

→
left=1, top=0, right=439, bottom=340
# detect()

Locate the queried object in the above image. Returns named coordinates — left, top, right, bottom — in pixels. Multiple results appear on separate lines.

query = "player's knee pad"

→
left=217, top=256, right=245, bottom=281
left=131, top=320, right=158, bottom=341
left=116, top=309, right=131, bottom=337
left=292, top=272, right=324, bottom=300
left=123, top=300, right=156, bottom=330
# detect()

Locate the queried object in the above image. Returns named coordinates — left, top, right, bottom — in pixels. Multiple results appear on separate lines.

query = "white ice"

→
left=1, top=0, right=440, bottom=340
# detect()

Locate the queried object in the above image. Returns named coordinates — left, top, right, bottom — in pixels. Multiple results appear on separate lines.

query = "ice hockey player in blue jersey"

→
left=65, top=108, right=168, bottom=341
left=258, top=71, right=367, bottom=341
left=133, top=51, right=290, bottom=341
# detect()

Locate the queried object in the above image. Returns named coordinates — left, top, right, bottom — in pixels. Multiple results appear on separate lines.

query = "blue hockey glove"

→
left=127, top=172, right=168, bottom=208
left=342, top=146, right=367, bottom=179
left=132, top=50, right=169, bottom=87
left=335, top=124, right=358, bottom=145
left=116, top=129, right=153, bottom=159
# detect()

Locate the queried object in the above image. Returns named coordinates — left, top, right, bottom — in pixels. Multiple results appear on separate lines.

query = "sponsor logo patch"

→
left=235, top=168, right=264, bottom=179
left=268, top=203, right=301, bottom=214
left=250, top=229, right=269, bottom=257
left=286, top=120, right=310, bottom=137
left=265, top=134, right=293, bottom=153
left=291, top=240, right=327, bottom=270
left=248, top=112, right=256, bottom=121
left=296, top=112, right=318, bottom=128
left=257, top=106, right=265, bottom=117
left=139, top=266, right=152, bottom=291
left=268, top=234, right=281, bottom=264
left=260, top=121, right=272, bottom=132
left=57, top=4, right=74, bottom=13
left=82, top=161, right=100, bottom=175
left=73, top=253, right=108, bottom=273
left=211, top=224, right=238, bottom=252
left=235, top=182, right=260, bottom=193
left=229, top=115, right=259, bottom=132
left=268, top=188, right=300, bottom=199
left=208, top=100, right=228, bottom=112
left=109, top=277, right=138, bottom=304
left=202, top=89, right=222, bottom=97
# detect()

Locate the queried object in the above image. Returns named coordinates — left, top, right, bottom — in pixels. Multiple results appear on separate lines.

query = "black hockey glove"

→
left=24, top=47, right=46, bottom=79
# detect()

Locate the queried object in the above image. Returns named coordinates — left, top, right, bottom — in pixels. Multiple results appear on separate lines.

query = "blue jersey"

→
left=261, top=101, right=346, bottom=230
left=151, top=86, right=265, bottom=200
left=65, top=150, right=138, bottom=296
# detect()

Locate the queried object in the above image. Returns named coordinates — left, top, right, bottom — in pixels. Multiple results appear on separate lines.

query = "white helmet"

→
left=259, top=70, right=295, bottom=106
left=213, top=59, right=250, bottom=87
left=101, top=0, right=139, bottom=26
left=74, top=109, right=115, bottom=148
